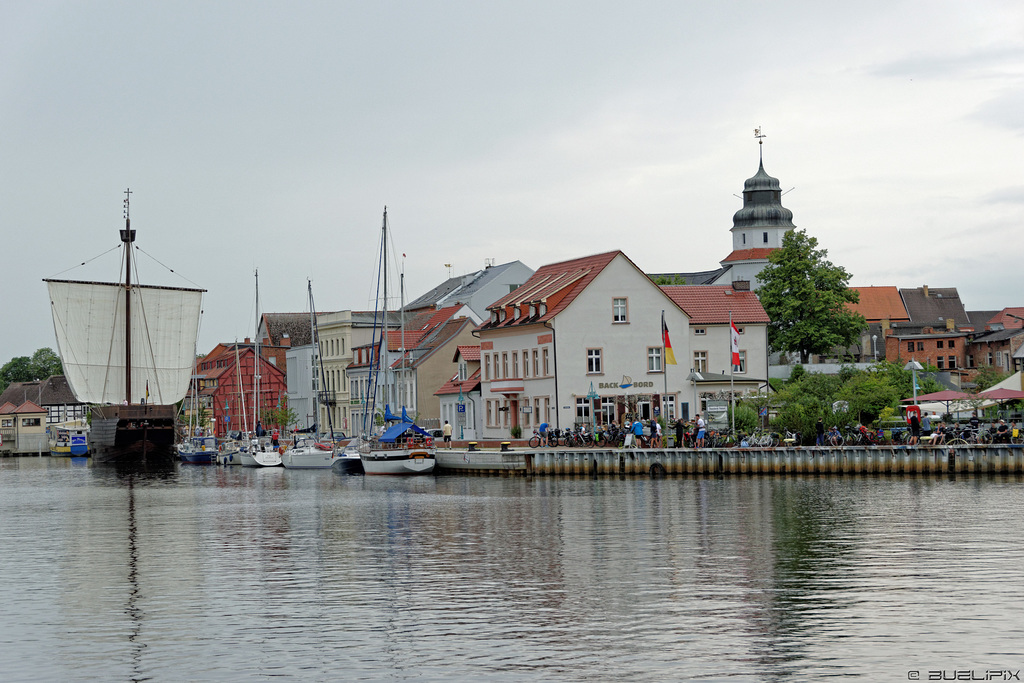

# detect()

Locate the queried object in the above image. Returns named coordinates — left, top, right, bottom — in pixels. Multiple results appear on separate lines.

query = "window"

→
left=948, top=356, right=956, bottom=369
left=736, top=350, right=747, bottom=373
left=600, top=397, right=615, bottom=424
left=693, top=328, right=706, bottom=335
left=587, top=348, right=603, bottom=374
left=532, top=349, right=539, bottom=377
left=484, top=354, right=491, bottom=381
left=522, top=350, right=529, bottom=378
left=937, top=340, right=944, bottom=349
left=648, top=347, right=663, bottom=372
left=502, top=353, right=509, bottom=378
left=543, top=348, right=550, bottom=376
left=987, top=352, right=994, bottom=365
left=486, top=400, right=494, bottom=427
left=907, top=342, right=914, bottom=352
left=763, top=232, right=769, bottom=244
left=949, top=340, right=956, bottom=349
left=613, top=298, right=628, bottom=323
left=512, top=351, right=519, bottom=378
left=937, top=357, right=945, bottom=369
left=458, top=362, right=467, bottom=382
left=735, top=326, right=744, bottom=335
left=21, top=417, right=41, bottom=427
left=694, top=351, right=708, bottom=373
left=663, top=395, right=676, bottom=421
left=576, top=397, right=591, bottom=422
left=917, top=342, right=925, bottom=351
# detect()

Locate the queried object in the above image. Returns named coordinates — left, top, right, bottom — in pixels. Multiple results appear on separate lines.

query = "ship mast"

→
left=121, top=188, right=136, bottom=404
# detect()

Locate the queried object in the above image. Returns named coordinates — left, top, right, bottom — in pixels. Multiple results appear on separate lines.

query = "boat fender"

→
left=279, top=446, right=285, bottom=455
left=316, top=442, right=332, bottom=451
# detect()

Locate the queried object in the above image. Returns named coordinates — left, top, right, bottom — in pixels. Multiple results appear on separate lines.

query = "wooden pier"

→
left=435, top=445, right=1024, bottom=476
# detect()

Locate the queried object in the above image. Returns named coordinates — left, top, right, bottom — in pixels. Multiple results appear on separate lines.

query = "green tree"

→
left=972, top=365, right=1007, bottom=392
left=651, top=274, right=689, bottom=285
left=757, top=229, right=867, bottom=363
left=1, top=347, right=65, bottom=392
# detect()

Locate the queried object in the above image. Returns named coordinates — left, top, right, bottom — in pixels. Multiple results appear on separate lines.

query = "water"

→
left=2, top=457, right=1024, bottom=681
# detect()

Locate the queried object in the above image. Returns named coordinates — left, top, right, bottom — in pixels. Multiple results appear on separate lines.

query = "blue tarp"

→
left=379, top=422, right=431, bottom=443
left=401, top=406, right=411, bottom=422
left=383, top=405, right=400, bottom=422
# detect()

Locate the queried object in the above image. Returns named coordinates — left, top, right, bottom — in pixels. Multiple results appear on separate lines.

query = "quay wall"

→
left=435, top=445, right=1024, bottom=476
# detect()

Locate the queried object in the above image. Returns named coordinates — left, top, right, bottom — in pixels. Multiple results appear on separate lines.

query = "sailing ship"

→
left=357, top=208, right=436, bottom=476
left=44, top=190, right=205, bottom=464
left=239, top=270, right=282, bottom=467
left=282, top=280, right=346, bottom=469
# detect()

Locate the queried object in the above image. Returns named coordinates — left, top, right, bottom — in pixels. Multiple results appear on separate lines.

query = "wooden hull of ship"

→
left=360, top=446, right=436, bottom=475
left=89, top=404, right=178, bottom=464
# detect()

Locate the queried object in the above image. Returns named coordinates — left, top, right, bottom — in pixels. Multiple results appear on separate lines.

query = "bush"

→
left=510, top=424, right=522, bottom=439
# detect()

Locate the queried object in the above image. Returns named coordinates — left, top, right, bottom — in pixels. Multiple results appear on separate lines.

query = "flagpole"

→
left=662, top=310, right=668, bottom=404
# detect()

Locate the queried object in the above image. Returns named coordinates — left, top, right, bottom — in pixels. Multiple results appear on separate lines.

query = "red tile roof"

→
left=484, top=251, right=623, bottom=327
left=454, top=345, right=480, bottom=362
left=14, top=400, right=45, bottom=414
left=0, top=402, right=17, bottom=414
left=434, top=368, right=482, bottom=396
left=721, top=248, right=776, bottom=263
left=660, top=286, right=770, bottom=324
left=990, top=308, right=1024, bottom=329
left=847, top=286, right=910, bottom=322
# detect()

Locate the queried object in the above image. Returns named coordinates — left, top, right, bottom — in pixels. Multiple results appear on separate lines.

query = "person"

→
left=652, top=419, right=662, bottom=448
left=827, top=425, right=842, bottom=446
left=933, top=421, right=947, bottom=446
left=255, top=421, right=265, bottom=438
left=442, top=420, right=453, bottom=449
left=631, top=418, right=644, bottom=446
left=675, top=418, right=685, bottom=449
left=921, top=412, right=932, bottom=442
left=539, top=421, right=550, bottom=446
left=695, top=413, right=706, bottom=448
left=816, top=418, right=825, bottom=446
left=271, top=428, right=280, bottom=448
left=996, top=419, right=1010, bottom=443
left=908, top=411, right=920, bottom=446
left=968, top=412, right=981, bottom=438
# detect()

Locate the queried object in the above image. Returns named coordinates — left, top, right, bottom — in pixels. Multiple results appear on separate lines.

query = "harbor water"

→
left=2, top=456, right=1023, bottom=681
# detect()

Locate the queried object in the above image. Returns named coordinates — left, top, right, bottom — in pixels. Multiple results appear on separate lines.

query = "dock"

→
left=436, top=444, right=1024, bottom=476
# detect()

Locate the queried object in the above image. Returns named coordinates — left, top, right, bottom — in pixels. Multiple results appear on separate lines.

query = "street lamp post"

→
left=872, top=334, right=877, bottom=362
left=905, top=360, right=923, bottom=405
left=686, top=369, right=704, bottom=420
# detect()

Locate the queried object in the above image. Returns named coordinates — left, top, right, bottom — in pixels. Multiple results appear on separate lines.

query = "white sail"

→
left=45, top=279, right=204, bottom=405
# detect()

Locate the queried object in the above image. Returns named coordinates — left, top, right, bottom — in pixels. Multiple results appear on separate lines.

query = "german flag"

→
left=662, top=312, right=677, bottom=365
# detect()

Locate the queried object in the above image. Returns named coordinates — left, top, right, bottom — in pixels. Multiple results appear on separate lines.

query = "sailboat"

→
left=44, top=190, right=205, bottom=464
left=282, top=280, right=345, bottom=469
left=177, top=370, right=215, bottom=464
left=240, top=269, right=282, bottom=467
left=358, top=207, right=436, bottom=476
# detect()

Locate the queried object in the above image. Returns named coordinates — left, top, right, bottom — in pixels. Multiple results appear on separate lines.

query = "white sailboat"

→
left=282, top=280, right=344, bottom=469
left=240, top=269, right=281, bottom=467
left=358, top=207, right=436, bottom=476
left=44, top=190, right=205, bottom=464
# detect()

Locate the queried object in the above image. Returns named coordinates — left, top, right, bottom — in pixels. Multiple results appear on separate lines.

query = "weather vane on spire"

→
left=754, top=127, right=766, bottom=162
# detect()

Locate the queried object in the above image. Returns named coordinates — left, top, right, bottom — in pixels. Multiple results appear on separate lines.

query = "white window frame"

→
left=694, top=351, right=708, bottom=374
left=612, top=298, right=628, bottom=323
left=587, top=348, right=603, bottom=374
left=647, top=347, right=663, bottom=373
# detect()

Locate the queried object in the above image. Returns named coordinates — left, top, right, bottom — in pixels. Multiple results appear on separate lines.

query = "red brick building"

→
left=194, top=342, right=288, bottom=438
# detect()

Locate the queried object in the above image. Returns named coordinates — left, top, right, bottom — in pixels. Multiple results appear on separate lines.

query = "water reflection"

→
left=3, top=462, right=1024, bottom=680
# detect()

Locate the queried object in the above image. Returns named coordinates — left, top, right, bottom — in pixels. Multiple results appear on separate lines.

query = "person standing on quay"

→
left=695, top=413, right=706, bottom=448
left=675, top=417, right=685, bottom=449
left=442, top=420, right=453, bottom=449
left=816, top=418, right=825, bottom=446
left=909, top=411, right=921, bottom=446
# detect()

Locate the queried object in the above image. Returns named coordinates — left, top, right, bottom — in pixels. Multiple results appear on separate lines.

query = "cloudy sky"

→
left=2, top=1, right=1022, bottom=365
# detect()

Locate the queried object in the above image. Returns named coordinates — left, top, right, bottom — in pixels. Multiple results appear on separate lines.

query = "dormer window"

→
left=513, top=306, right=521, bottom=320
left=529, top=304, right=536, bottom=318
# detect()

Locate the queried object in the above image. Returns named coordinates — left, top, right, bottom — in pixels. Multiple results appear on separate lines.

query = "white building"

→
left=476, top=251, right=771, bottom=441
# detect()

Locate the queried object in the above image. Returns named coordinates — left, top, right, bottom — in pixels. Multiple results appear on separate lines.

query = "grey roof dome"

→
left=732, top=160, right=796, bottom=229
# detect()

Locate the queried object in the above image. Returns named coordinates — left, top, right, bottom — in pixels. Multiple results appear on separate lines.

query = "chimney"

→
left=731, top=280, right=750, bottom=291
left=946, top=318, right=955, bottom=330
left=281, top=333, right=291, bottom=348
left=922, top=285, right=929, bottom=298
left=881, top=319, right=891, bottom=335
left=244, top=337, right=251, bottom=344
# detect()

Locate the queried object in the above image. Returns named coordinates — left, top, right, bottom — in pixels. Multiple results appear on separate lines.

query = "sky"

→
left=3, top=1, right=1023, bottom=365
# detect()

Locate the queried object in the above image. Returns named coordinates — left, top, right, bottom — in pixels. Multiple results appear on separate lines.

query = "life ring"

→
left=905, top=405, right=922, bottom=423
left=425, top=437, right=433, bottom=448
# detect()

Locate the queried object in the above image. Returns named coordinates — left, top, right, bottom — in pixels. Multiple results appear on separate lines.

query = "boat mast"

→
left=121, top=188, right=136, bottom=404
left=253, top=269, right=261, bottom=434
left=382, top=208, right=389, bottom=414
left=309, top=280, right=335, bottom=439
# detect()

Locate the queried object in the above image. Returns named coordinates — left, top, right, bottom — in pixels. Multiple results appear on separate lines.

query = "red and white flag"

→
left=730, top=322, right=741, bottom=367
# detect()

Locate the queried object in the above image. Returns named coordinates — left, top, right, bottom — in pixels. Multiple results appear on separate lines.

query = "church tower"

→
left=718, top=132, right=796, bottom=290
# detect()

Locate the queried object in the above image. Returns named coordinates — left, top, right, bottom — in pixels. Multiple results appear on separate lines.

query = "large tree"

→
left=757, top=229, right=867, bottom=363
left=0, top=347, right=65, bottom=392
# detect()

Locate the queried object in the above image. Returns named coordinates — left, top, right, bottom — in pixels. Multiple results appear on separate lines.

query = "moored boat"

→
left=360, top=422, right=435, bottom=475
left=49, top=425, right=89, bottom=457
left=178, top=435, right=217, bottom=464
left=44, top=190, right=205, bottom=465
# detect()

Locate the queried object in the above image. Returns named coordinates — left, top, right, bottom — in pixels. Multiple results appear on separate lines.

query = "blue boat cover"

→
left=383, top=405, right=400, bottom=422
left=401, top=406, right=411, bottom=422
left=379, top=422, right=431, bottom=443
